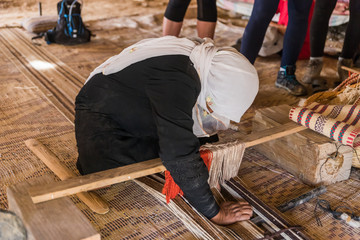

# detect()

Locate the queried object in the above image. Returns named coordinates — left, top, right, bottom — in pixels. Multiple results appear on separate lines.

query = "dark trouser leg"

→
left=341, top=0, right=360, bottom=59
left=75, top=110, right=159, bottom=175
left=197, top=0, right=217, bottom=22
left=240, top=0, right=279, bottom=64
left=164, top=0, right=191, bottom=22
left=281, top=0, right=313, bottom=66
left=309, top=0, right=337, bottom=58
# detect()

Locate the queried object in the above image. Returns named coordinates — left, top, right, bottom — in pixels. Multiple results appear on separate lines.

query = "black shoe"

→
left=275, top=66, right=307, bottom=96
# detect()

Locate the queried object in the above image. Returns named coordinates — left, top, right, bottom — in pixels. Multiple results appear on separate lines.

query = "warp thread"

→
left=135, top=180, right=215, bottom=240
left=162, top=140, right=246, bottom=203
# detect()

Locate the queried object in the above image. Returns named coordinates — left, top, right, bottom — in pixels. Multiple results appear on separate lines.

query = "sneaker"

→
left=275, top=65, right=307, bottom=96
left=337, top=58, right=353, bottom=82
left=302, top=59, right=323, bottom=84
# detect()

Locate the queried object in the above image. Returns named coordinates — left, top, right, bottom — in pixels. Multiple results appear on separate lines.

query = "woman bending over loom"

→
left=75, top=37, right=258, bottom=225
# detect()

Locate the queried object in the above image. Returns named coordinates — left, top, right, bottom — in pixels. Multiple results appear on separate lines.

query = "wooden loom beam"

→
left=28, top=121, right=306, bottom=204
left=25, top=139, right=109, bottom=214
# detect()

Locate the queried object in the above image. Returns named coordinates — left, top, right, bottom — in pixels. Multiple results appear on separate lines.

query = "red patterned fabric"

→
left=289, top=102, right=360, bottom=147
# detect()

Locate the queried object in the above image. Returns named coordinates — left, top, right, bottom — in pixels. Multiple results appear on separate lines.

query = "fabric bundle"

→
left=289, top=102, right=360, bottom=147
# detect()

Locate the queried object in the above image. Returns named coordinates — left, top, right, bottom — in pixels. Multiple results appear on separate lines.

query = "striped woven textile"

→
left=289, top=102, right=360, bottom=147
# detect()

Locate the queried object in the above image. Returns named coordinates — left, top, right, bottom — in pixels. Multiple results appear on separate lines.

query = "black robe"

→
left=75, top=55, right=219, bottom=218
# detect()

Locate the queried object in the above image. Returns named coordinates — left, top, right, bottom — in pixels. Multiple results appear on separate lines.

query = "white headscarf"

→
left=86, top=36, right=259, bottom=137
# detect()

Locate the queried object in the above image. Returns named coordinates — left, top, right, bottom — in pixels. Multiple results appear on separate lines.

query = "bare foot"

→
left=210, top=201, right=253, bottom=225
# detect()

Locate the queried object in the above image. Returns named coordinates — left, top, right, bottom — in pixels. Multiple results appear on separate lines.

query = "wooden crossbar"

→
left=341, top=66, right=360, bottom=75
left=28, top=121, right=306, bottom=204
left=25, top=139, right=110, bottom=214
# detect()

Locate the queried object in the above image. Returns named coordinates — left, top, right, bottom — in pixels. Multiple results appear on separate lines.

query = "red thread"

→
left=162, top=149, right=213, bottom=203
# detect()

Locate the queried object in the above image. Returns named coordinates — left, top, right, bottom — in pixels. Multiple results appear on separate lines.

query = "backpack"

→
left=45, top=0, right=91, bottom=45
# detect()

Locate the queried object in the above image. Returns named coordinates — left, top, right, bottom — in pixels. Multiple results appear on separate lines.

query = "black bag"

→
left=45, top=0, right=91, bottom=45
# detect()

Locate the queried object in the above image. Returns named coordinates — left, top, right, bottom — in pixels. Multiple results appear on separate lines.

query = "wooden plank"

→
left=244, top=121, right=306, bottom=148
left=253, top=105, right=353, bottom=185
left=28, top=122, right=307, bottom=204
left=342, top=66, right=360, bottom=74
left=7, top=175, right=100, bottom=240
left=25, top=139, right=109, bottom=214
left=257, top=105, right=337, bottom=144
left=29, top=158, right=166, bottom=204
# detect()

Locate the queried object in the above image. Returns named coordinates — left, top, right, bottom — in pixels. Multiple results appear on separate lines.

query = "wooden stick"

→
left=243, top=122, right=306, bottom=148
left=341, top=66, right=360, bottom=75
left=28, top=121, right=306, bottom=204
left=25, top=139, right=110, bottom=214
left=29, top=158, right=166, bottom=204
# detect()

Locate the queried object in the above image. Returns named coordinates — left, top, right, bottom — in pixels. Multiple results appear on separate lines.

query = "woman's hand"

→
left=210, top=201, right=253, bottom=225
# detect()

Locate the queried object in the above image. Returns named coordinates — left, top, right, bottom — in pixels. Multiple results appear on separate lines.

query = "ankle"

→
left=310, top=56, right=323, bottom=62
left=280, top=65, right=296, bottom=75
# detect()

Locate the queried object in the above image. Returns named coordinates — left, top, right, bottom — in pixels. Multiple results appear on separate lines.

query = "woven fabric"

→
left=289, top=102, right=360, bottom=147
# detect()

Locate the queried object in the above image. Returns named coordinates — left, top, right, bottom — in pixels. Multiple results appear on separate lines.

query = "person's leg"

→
left=197, top=21, right=216, bottom=39
left=309, top=0, right=337, bottom=58
left=163, top=18, right=184, bottom=36
left=163, top=0, right=192, bottom=36
left=75, top=110, right=159, bottom=175
left=275, top=0, right=312, bottom=96
left=303, top=0, right=337, bottom=83
left=196, top=0, right=217, bottom=38
left=239, top=0, right=279, bottom=64
left=341, top=0, right=360, bottom=59
left=338, top=0, right=360, bottom=81
left=281, top=0, right=313, bottom=67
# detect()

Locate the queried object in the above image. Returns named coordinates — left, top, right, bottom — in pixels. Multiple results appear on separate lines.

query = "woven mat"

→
left=0, top=64, right=74, bottom=209
left=239, top=148, right=360, bottom=240
left=1, top=27, right=360, bottom=239
left=0, top=32, right=196, bottom=239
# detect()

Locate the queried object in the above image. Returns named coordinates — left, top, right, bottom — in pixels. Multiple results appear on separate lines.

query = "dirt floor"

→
left=1, top=0, right=358, bottom=239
